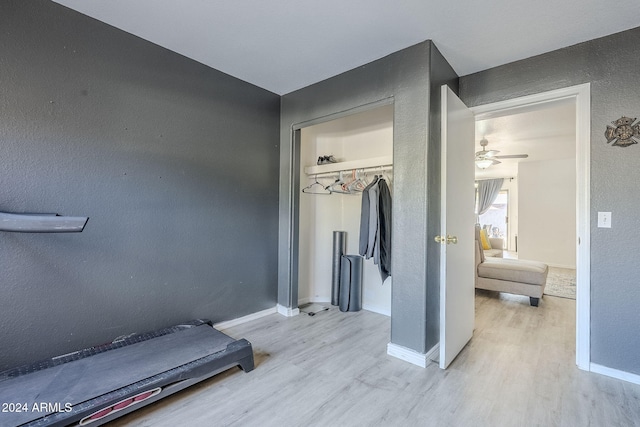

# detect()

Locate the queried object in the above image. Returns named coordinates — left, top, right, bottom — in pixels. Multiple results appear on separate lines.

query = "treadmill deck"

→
left=0, top=320, right=253, bottom=426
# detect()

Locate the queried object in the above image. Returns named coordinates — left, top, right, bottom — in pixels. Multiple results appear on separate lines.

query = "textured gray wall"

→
left=460, top=27, right=640, bottom=375
left=279, top=42, right=458, bottom=354
left=0, top=1, right=280, bottom=370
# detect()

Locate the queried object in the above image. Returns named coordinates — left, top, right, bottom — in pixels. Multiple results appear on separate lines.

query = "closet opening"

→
left=297, top=103, right=394, bottom=316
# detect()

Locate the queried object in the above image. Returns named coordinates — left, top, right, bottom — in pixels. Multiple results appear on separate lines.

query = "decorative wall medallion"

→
left=605, top=116, right=640, bottom=147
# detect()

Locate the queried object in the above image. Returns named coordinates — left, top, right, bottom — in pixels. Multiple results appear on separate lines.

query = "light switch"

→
left=598, top=212, right=612, bottom=228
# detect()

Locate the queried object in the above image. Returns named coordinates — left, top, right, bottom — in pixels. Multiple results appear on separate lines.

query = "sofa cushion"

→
left=484, top=248, right=503, bottom=258
left=478, top=258, right=548, bottom=286
left=479, top=229, right=492, bottom=250
left=488, top=238, right=504, bottom=251
left=475, top=226, right=485, bottom=263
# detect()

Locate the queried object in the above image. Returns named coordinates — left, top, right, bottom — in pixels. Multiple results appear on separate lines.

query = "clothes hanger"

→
left=302, top=175, right=331, bottom=195
left=381, top=170, right=393, bottom=193
left=365, top=173, right=380, bottom=188
left=326, top=171, right=351, bottom=194
left=342, top=170, right=358, bottom=193
left=347, top=169, right=367, bottom=192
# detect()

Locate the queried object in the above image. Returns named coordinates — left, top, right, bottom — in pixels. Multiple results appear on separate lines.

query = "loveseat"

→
left=475, top=227, right=548, bottom=306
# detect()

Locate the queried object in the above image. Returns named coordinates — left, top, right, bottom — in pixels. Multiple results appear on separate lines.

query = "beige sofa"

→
left=484, top=237, right=504, bottom=258
left=475, top=230, right=548, bottom=306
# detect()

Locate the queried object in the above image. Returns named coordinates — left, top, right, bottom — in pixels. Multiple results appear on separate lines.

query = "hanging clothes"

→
left=358, top=176, right=392, bottom=282
left=358, top=176, right=379, bottom=257
left=366, top=178, right=380, bottom=260
left=377, top=178, right=392, bottom=282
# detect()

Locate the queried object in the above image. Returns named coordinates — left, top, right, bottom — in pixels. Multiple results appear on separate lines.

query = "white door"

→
left=439, top=85, right=476, bottom=369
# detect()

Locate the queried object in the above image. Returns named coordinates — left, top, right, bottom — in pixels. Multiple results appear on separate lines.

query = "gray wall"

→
left=278, top=41, right=458, bottom=354
left=460, top=27, right=640, bottom=375
left=0, top=1, right=280, bottom=370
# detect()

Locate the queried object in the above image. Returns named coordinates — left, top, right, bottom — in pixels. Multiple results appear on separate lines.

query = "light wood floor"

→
left=111, top=292, right=640, bottom=426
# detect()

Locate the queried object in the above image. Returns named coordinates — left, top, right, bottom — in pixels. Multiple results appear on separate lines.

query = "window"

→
left=478, top=190, right=508, bottom=249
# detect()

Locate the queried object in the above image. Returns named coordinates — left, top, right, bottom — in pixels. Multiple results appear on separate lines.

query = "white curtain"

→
left=475, top=178, right=504, bottom=219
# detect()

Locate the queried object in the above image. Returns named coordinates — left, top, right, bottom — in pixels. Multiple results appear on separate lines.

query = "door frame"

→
left=470, top=83, right=591, bottom=370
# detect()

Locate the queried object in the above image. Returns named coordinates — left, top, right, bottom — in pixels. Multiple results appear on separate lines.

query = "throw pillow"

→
left=479, top=229, right=492, bottom=250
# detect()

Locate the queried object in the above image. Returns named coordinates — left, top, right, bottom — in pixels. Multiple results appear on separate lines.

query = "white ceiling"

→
left=52, top=0, right=640, bottom=95
left=474, top=101, right=576, bottom=180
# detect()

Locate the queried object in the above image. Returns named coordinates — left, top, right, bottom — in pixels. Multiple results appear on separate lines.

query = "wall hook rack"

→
left=0, top=211, right=89, bottom=233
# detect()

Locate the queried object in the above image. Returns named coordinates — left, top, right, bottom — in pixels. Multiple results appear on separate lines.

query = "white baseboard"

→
left=214, top=306, right=277, bottom=330
left=363, top=303, right=391, bottom=317
left=590, top=363, right=640, bottom=386
left=304, top=298, right=390, bottom=317
left=277, top=304, right=300, bottom=317
left=387, top=342, right=429, bottom=368
left=301, top=297, right=331, bottom=305
left=426, top=343, right=440, bottom=363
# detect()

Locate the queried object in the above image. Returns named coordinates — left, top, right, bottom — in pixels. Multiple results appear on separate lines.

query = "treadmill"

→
left=0, top=319, right=253, bottom=426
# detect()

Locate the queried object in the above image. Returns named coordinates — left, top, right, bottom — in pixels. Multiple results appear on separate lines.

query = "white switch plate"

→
left=598, top=212, right=612, bottom=228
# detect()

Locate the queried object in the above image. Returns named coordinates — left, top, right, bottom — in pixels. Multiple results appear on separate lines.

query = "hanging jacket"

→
left=358, top=176, right=379, bottom=256
left=377, top=178, right=392, bottom=282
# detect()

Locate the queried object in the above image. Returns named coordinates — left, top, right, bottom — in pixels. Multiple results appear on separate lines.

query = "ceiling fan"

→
left=475, top=138, right=528, bottom=169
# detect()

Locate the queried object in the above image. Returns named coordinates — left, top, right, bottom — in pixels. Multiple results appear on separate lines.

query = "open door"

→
left=438, top=85, right=476, bottom=369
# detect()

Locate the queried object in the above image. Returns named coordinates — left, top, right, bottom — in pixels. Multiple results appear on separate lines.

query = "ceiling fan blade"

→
left=494, top=154, right=529, bottom=159
left=475, top=149, right=500, bottom=157
left=475, top=158, right=501, bottom=167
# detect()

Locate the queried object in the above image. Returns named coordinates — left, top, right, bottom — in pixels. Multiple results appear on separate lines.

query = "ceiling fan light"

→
left=475, top=158, right=494, bottom=169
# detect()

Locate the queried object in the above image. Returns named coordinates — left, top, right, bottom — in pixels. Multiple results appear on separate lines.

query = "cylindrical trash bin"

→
left=339, top=255, right=363, bottom=312
left=331, top=231, right=347, bottom=306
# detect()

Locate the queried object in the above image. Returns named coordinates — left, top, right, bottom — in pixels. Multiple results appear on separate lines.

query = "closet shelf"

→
left=304, top=155, right=392, bottom=176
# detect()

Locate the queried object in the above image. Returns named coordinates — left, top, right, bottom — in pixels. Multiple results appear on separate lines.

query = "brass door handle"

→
left=435, top=235, right=458, bottom=244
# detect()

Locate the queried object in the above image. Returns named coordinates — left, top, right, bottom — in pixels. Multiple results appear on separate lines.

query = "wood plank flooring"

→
left=111, top=292, right=640, bottom=426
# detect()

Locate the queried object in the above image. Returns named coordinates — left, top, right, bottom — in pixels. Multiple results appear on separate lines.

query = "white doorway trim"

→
left=470, top=83, right=591, bottom=371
